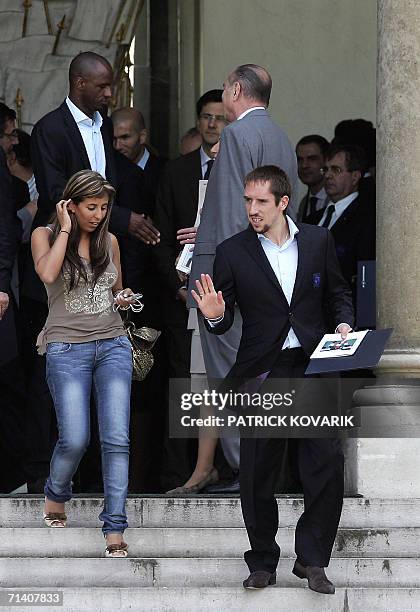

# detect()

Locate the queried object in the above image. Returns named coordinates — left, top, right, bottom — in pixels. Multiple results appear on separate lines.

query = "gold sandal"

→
left=104, top=541, right=129, bottom=558
left=43, top=512, right=67, bottom=528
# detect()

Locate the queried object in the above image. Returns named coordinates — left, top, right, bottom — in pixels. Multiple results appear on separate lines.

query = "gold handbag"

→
left=124, top=318, right=161, bottom=382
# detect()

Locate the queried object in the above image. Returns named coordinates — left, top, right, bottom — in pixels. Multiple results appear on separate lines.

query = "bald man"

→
left=112, top=107, right=166, bottom=206
left=31, top=52, right=159, bottom=245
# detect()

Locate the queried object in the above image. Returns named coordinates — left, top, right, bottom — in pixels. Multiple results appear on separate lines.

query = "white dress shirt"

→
left=199, top=146, right=213, bottom=178
left=208, top=215, right=301, bottom=349
left=137, top=147, right=150, bottom=170
left=65, top=97, right=106, bottom=178
left=258, top=216, right=301, bottom=349
left=237, top=106, right=266, bottom=120
left=318, top=191, right=358, bottom=229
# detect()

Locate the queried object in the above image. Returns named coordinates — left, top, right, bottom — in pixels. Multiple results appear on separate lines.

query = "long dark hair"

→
left=49, top=170, right=115, bottom=290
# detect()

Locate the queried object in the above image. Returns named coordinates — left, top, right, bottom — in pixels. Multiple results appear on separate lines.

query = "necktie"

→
left=307, top=196, right=318, bottom=218
left=204, top=159, right=214, bottom=180
left=321, top=204, right=335, bottom=228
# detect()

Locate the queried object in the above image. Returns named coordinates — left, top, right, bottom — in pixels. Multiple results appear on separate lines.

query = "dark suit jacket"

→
left=154, top=148, right=201, bottom=325
left=297, top=190, right=329, bottom=223
left=0, top=150, right=21, bottom=364
left=206, top=223, right=354, bottom=378
left=143, top=152, right=166, bottom=210
left=31, top=100, right=130, bottom=234
left=12, top=176, right=30, bottom=211
left=312, top=194, right=375, bottom=298
left=114, top=152, right=154, bottom=217
left=113, top=153, right=161, bottom=327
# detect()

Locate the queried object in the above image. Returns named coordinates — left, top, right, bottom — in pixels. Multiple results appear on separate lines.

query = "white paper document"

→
left=310, top=330, right=370, bottom=359
left=176, top=179, right=208, bottom=274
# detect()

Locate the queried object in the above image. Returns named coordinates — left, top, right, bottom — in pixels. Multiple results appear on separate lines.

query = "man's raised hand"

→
left=191, top=273, right=225, bottom=319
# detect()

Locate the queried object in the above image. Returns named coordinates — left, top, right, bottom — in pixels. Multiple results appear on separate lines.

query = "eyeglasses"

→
left=2, top=129, right=18, bottom=140
left=321, top=165, right=346, bottom=176
left=199, top=113, right=226, bottom=123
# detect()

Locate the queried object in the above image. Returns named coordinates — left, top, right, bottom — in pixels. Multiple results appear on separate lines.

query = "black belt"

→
left=274, top=346, right=306, bottom=365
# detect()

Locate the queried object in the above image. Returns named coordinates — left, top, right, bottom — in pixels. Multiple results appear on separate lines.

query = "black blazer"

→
left=153, top=148, right=202, bottom=325
left=113, top=154, right=160, bottom=327
left=143, top=152, right=167, bottom=208
left=31, top=101, right=130, bottom=234
left=312, top=194, right=375, bottom=296
left=206, top=223, right=354, bottom=378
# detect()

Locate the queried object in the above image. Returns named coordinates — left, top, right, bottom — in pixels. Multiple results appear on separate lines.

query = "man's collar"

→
left=332, top=191, right=359, bottom=211
left=200, top=146, right=212, bottom=167
left=257, top=215, right=299, bottom=247
left=237, top=106, right=266, bottom=121
left=65, top=96, right=103, bottom=128
left=137, top=147, right=150, bottom=170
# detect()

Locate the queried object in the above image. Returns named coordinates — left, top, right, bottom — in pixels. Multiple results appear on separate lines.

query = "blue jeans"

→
left=44, top=336, right=132, bottom=535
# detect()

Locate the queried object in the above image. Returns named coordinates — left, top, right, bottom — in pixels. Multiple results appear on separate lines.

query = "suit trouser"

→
left=198, top=311, right=241, bottom=469
left=240, top=349, right=344, bottom=573
left=160, top=325, right=195, bottom=490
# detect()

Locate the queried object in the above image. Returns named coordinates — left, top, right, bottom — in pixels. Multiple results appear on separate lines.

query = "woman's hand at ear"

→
left=56, top=199, right=72, bottom=233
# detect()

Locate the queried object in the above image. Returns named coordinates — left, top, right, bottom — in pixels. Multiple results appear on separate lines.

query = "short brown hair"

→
left=244, top=165, right=291, bottom=204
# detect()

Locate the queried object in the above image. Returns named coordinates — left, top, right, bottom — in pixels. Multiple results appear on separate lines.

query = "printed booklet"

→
left=310, top=330, right=370, bottom=359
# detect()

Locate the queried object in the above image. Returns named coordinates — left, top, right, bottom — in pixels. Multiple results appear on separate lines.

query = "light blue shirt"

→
left=257, top=215, right=301, bottom=349
left=137, top=147, right=150, bottom=170
left=65, top=97, right=106, bottom=178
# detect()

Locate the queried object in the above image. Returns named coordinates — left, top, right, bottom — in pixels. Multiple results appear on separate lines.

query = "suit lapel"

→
left=330, top=196, right=360, bottom=235
left=243, top=227, right=290, bottom=308
left=290, top=224, right=312, bottom=306
left=59, top=102, right=90, bottom=168
left=186, top=148, right=202, bottom=191
left=101, top=117, right=117, bottom=186
left=192, top=148, right=203, bottom=184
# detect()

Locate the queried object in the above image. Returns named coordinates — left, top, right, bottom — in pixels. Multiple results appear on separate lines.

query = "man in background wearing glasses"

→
left=316, top=144, right=375, bottom=304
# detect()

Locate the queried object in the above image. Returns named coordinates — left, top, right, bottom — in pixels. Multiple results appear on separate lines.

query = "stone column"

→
left=377, top=0, right=420, bottom=371
left=352, top=0, right=420, bottom=497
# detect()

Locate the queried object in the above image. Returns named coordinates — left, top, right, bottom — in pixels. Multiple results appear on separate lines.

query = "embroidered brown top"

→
left=37, top=235, right=125, bottom=354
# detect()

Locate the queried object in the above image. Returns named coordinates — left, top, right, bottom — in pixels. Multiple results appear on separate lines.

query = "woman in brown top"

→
left=31, top=170, right=134, bottom=557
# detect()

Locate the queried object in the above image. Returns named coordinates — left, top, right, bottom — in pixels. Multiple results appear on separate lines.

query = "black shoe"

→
left=205, top=476, right=240, bottom=494
left=292, top=561, right=335, bottom=594
left=165, top=468, right=219, bottom=495
left=243, top=571, right=276, bottom=589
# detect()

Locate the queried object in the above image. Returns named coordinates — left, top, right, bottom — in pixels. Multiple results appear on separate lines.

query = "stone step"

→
left=0, top=587, right=419, bottom=612
left=1, top=527, right=418, bottom=559
left=0, top=557, right=418, bottom=588
left=1, top=496, right=419, bottom=528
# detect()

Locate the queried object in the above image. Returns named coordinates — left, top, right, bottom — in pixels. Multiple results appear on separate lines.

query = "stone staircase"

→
left=0, top=496, right=419, bottom=611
